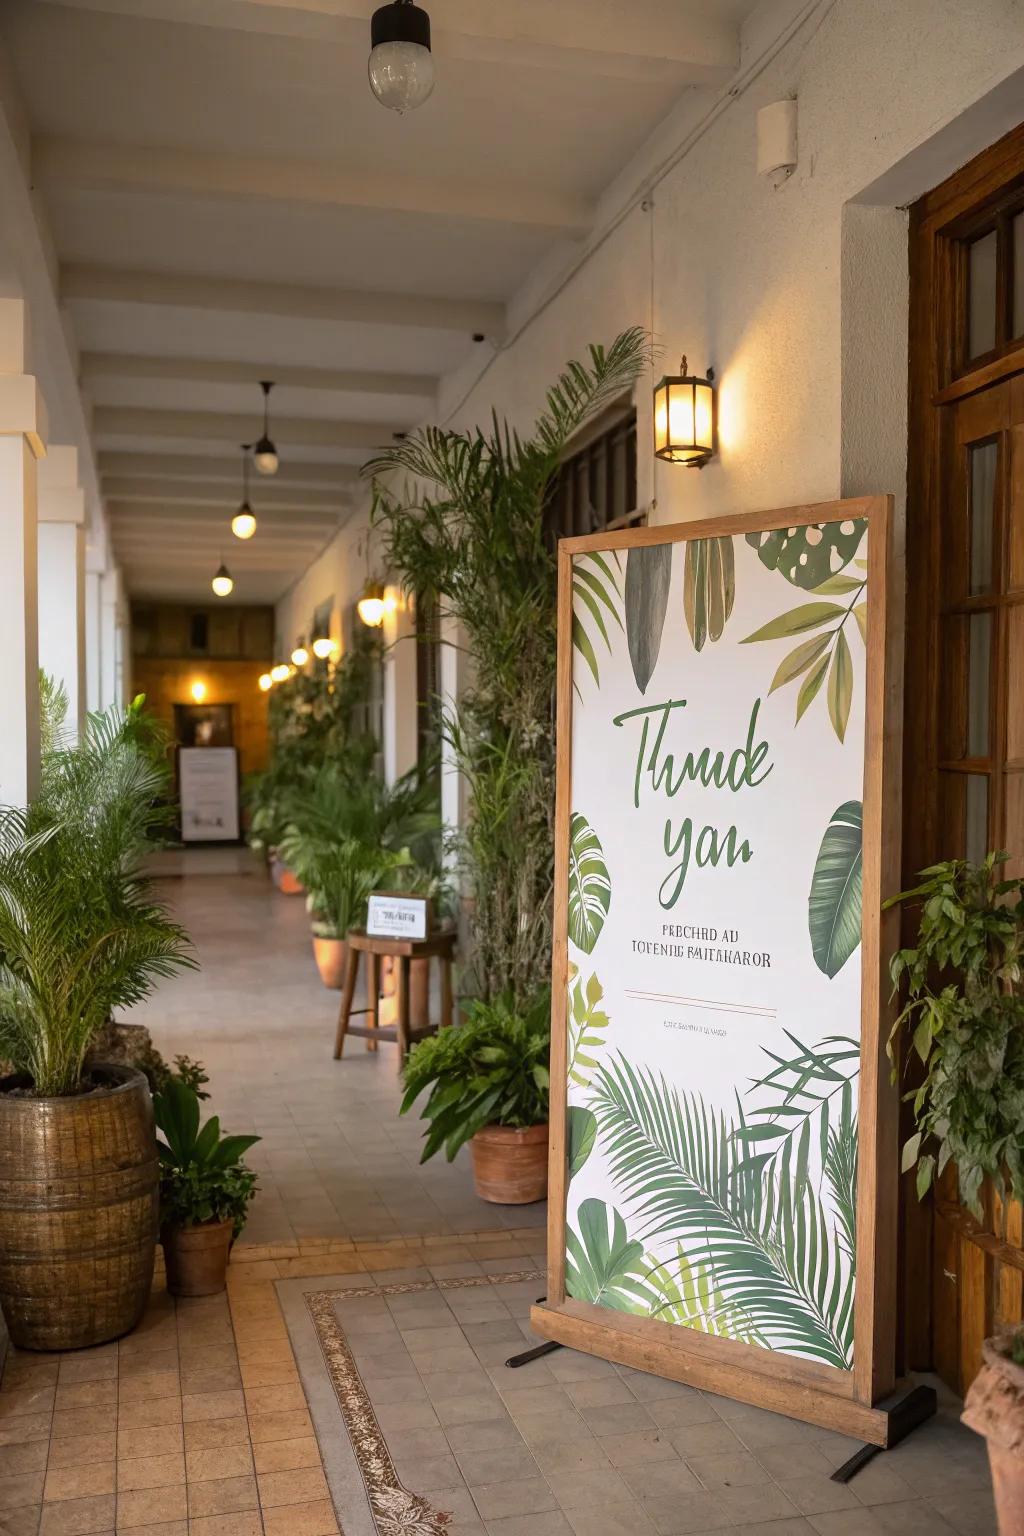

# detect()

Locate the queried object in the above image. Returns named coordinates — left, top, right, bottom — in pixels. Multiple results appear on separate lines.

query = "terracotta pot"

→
left=0, top=1064, right=158, bottom=1351
left=470, top=1123, right=548, bottom=1204
left=162, top=1218, right=234, bottom=1297
left=312, top=934, right=348, bottom=990
left=963, top=1335, right=1024, bottom=1534
left=270, top=856, right=304, bottom=896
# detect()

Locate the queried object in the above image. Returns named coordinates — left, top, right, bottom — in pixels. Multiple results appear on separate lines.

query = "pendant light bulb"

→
left=233, top=443, right=257, bottom=538
left=211, top=562, right=234, bottom=598
left=254, top=381, right=279, bottom=475
left=290, top=638, right=310, bottom=667
left=369, top=0, right=434, bottom=113
left=258, top=673, right=273, bottom=692
left=270, top=662, right=290, bottom=684
left=312, top=637, right=335, bottom=660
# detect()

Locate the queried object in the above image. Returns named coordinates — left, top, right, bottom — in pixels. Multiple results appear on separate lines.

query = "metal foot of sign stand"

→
left=506, top=1298, right=565, bottom=1370
left=830, top=1384, right=938, bottom=1483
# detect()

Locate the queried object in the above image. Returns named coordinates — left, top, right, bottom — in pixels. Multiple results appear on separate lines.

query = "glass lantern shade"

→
left=357, top=581, right=387, bottom=627
left=653, top=366, right=715, bottom=467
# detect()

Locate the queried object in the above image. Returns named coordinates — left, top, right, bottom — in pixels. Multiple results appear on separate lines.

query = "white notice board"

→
left=178, top=747, right=240, bottom=842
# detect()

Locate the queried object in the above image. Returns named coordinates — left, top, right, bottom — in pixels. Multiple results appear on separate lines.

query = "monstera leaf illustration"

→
left=808, top=801, right=863, bottom=978
left=683, top=536, right=735, bottom=651
left=746, top=519, right=866, bottom=590
left=568, top=812, right=611, bottom=954
left=565, top=1199, right=655, bottom=1313
left=624, top=543, right=672, bottom=692
left=567, top=1107, right=597, bottom=1179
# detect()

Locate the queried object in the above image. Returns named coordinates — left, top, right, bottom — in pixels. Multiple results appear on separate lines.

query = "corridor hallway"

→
left=135, top=856, right=548, bottom=1253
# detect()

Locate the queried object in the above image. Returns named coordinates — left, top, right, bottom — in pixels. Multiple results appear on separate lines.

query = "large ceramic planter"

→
left=162, top=1217, right=233, bottom=1297
left=963, top=1336, right=1024, bottom=1534
left=470, top=1123, right=548, bottom=1204
left=0, top=1064, right=158, bottom=1351
left=313, top=933, right=348, bottom=990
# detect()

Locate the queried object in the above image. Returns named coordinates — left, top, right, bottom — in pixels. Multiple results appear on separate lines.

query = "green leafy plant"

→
left=741, top=529, right=867, bottom=742
left=0, top=693, right=194, bottom=1097
left=369, top=329, right=649, bottom=1005
left=568, top=813, right=611, bottom=955
left=281, top=835, right=410, bottom=939
left=400, top=989, right=551, bottom=1162
left=886, top=853, right=1024, bottom=1218
left=154, top=1077, right=260, bottom=1236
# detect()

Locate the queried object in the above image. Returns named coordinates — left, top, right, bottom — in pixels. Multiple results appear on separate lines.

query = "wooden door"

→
left=905, top=122, right=1024, bottom=1394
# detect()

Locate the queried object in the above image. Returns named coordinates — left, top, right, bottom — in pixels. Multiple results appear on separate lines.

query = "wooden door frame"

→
left=903, top=119, right=1024, bottom=1374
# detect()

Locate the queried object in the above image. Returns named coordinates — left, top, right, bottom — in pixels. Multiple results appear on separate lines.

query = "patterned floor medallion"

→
left=305, top=1271, right=545, bottom=1536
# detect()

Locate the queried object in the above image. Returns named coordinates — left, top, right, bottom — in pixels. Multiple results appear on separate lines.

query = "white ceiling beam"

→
left=98, top=451, right=360, bottom=483
left=36, top=0, right=740, bottom=84
left=63, top=263, right=504, bottom=337
left=103, top=477, right=347, bottom=510
left=37, top=138, right=592, bottom=236
left=93, top=406, right=396, bottom=451
left=81, top=352, right=437, bottom=400
left=108, top=499, right=339, bottom=525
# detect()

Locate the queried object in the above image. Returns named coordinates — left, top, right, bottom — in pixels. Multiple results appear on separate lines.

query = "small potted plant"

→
left=155, top=1078, right=260, bottom=1296
left=400, top=989, right=550, bottom=1202
left=887, top=851, right=1024, bottom=1530
left=278, top=832, right=410, bottom=988
left=0, top=687, right=193, bottom=1351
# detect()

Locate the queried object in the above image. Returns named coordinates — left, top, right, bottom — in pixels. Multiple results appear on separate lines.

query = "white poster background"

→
left=565, top=525, right=866, bottom=1367
left=179, top=747, right=240, bottom=842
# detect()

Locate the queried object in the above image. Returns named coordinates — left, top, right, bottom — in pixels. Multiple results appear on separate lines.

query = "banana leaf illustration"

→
left=565, top=1198, right=657, bottom=1313
left=746, top=518, right=866, bottom=589
left=567, top=1106, right=597, bottom=1179
left=683, top=536, right=735, bottom=651
left=567, top=812, right=611, bottom=954
left=808, top=801, right=863, bottom=978
left=624, top=543, right=672, bottom=693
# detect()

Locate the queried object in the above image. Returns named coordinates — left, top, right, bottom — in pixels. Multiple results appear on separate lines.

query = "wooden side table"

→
left=333, top=927, right=456, bottom=1070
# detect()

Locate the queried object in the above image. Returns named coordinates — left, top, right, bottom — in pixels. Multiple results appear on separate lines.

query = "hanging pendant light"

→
left=211, top=561, right=234, bottom=598
left=290, top=637, right=310, bottom=667
left=270, top=662, right=290, bottom=683
left=254, top=381, right=279, bottom=475
left=368, top=0, right=434, bottom=113
left=312, top=636, right=336, bottom=660
left=232, top=443, right=257, bottom=539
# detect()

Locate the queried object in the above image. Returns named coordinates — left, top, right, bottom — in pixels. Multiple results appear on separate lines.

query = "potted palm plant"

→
left=400, top=990, right=550, bottom=1202
left=279, top=832, right=410, bottom=987
left=887, top=851, right=1024, bottom=1531
left=0, top=687, right=194, bottom=1350
left=155, top=1078, right=260, bottom=1296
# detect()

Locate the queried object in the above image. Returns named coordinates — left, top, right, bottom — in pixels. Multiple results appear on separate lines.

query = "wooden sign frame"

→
left=532, top=496, right=905, bottom=1444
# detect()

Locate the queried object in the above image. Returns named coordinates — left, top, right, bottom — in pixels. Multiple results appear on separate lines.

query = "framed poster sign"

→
left=178, top=747, right=240, bottom=842
left=367, top=892, right=429, bottom=941
left=533, top=497, right=905, bottom=1443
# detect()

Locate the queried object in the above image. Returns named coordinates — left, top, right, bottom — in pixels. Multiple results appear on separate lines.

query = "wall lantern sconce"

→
left=270, top=662, right=291, bottom=684
left=653, top=357, right=716, bottom=468
left=312, top=636, right=336, bottom=660
left=357, top=579, right=391, bottom=627
left=258, top=673, right=273, bottom=692
left=291, top=637, right=310, bottom=667
left=190, top=680, right=207, bottom=703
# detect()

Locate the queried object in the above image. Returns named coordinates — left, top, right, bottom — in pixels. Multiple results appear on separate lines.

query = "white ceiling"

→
left=1, top=0, right=759, bottom=604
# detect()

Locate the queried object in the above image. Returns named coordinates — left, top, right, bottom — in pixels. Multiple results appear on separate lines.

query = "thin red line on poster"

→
left=625, top=988, right=777, bottom=1019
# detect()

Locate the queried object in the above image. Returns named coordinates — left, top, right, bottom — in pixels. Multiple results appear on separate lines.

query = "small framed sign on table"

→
left=366, top=892, right=430, bottom=942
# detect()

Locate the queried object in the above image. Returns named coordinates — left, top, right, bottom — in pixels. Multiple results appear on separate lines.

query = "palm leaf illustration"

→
left=591, top=1055, right=854, bottom=1368
left=567, top=812, right=611, bottom=954
left=808, top=801, right=863, bottom=978
left=567, top=1106, right=597, bottom=1179
left=644, top=1245, right=764, bottom=1344
left=572, top=551, right=623, bottom=693
left=733, top=1031, right=860, bottom=1201
left=624, top=543, right=672, bottom=693
left=565, top=1198, right=657, bottom=1313
left=683, top=536, right=735, bottom=651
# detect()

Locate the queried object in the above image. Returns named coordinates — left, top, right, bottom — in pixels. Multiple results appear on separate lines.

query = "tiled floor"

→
left=0, top=858, right=998, bottom=1536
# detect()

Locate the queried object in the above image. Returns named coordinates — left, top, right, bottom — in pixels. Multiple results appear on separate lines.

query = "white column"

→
left=382, top=585, right=418, bottom=786
left=84, top=567, right=102, bottom=715
left=439, top=610, right=469, bottom=873
left=99, top=568, right=123, bottom=711
left=37, top=444, right=86, bottom=741
left=0, top=298, right=48, bottom=806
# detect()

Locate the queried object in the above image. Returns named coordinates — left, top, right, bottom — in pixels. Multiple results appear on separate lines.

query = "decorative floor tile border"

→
left=304, top=1271, right=544, bottom=1536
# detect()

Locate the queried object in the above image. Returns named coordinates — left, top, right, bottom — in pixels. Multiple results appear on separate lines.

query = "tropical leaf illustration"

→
left=567, top=812, right=611, bottom=954
left=567, top=1106, right=597, bottom=1179
left=591, top=1054, right=855, bottom=1367
left=572, top=550, right=623, bottom=693
left=740, top=568, right=867, bottom=743
left=567, top=969, right=610, bottom=1089
left=683, top=536, right=735, bottom=651
left=645, top=1245, right=764, bottom=1344
left=746, top=518, right=866, bottom=589
left=733, top=1031, right=860, bottom=1205
left=808, top=801, right=863, bottom=978
left=624, top=543, right=672, bottom=693
left=565, top=1198, right=657, bottom=1313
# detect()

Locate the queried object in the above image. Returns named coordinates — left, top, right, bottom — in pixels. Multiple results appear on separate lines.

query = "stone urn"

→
left=962, top=1334, right=1024, bottom=1534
